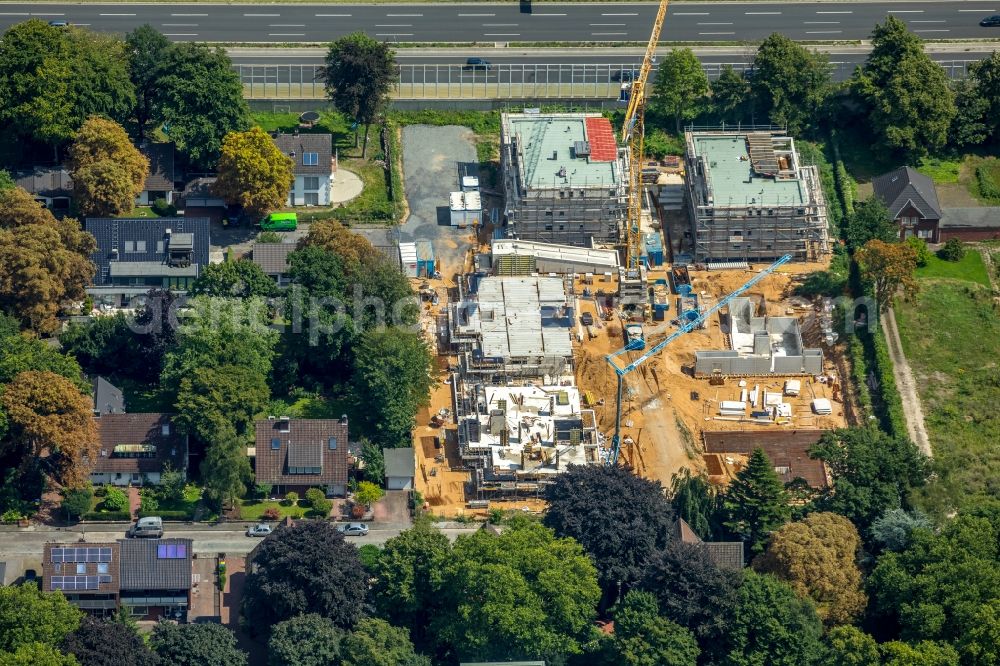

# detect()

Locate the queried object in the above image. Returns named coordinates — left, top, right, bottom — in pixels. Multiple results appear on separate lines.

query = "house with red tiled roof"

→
left=252, top=417, right=350, bottom=496
left=88, top=413, right=188, bottom=487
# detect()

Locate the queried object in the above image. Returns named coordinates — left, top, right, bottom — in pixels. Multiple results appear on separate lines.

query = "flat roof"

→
left=692, top=135, right=805, bottom=207
left=505, top=113, right=619, bottom=191
left=491, top=239, right=619, bottom=269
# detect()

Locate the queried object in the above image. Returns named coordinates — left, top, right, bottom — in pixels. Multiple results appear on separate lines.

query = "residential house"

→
left=89, top=413, right=188, bottom=486
left=42, top=543, right=121, bottom=616
left=15, top=167, right=73, bottom=213
left=272, top=132, right=335, bottom=206
left=117, top=538, right=193, bottom=621
left=251, top=242, right=296, bottom=287
left=871, top=166, right=943, bottom=241
left=137, top=142, right=176, bottom=206
left=84, top=217, right=211, bottom=306
left=92, top=376, right=125, bottom=416
left=674, top=518, right=745, bottom=572
left=937, top=208, right=1000, bottom=242
left=180, top=177, right=226, bottom=209
left=383, top=448, right=415, bottom=491
left=253, top=417, right=349, bottom=496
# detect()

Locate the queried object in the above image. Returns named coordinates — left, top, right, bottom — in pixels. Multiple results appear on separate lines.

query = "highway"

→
left=1, top=2, right=1000, bottom=43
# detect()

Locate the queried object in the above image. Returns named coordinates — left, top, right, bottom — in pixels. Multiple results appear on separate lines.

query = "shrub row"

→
left=138, top=510, right=192, bottom=521
left=867, top=324, right=908, bottom=439
left=975, top=165, right=1000, bottom=202
left=81, top=511, right=131, bottom=522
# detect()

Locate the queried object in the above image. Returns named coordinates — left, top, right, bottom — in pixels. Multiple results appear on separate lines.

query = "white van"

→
left=127, top=516, right=163, bottom=538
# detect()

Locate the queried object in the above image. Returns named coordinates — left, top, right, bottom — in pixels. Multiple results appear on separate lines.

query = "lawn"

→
left=916, top=157, right=961, bottom=184
left=238, top=499, right=330, bottom=521
left=894, top=277, right=1000, bottom=515
left=915, top=250, right=991, bottom=287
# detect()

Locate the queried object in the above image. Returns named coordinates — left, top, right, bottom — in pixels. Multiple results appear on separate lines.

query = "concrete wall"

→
left=694, top=349, right=823, bottom=376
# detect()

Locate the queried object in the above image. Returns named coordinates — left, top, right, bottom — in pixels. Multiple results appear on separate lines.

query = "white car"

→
left=337, top=522, right=369, bottom=536
left=246, top=523, right=273, bottom=537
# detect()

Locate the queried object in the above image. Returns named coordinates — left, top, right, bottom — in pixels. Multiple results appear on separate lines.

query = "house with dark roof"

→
left=89, top=413, right=188, bottom=486
left=15, top=167, right=73, bottom=213
left=117, top=538, right=193, bottom=621
left=383, top=447, right=415, bottom=490
left=137, top=142, right=177, bottom=206
left=253, top=417, right=349, bottom=495
left=937, top=207, right=1000, bottom=242
left=251, top=242, right=296, bottom=287
left=93, top=376, right=125, bottom=416
left=42, top=543, right=121, bottom=616
left=674, top=518, right=745, bottom=572
left=272, top=132, right=335, bottom=206
left=872, top=166, right=943, bottom=242
left=84, top=217, right=210, bottom=306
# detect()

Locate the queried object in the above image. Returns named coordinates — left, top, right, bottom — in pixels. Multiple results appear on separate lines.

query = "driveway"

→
left=400, top=125, right=479, bottom=278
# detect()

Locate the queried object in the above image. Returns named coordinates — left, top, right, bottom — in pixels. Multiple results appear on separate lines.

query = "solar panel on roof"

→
left=157, top=544, right=187, bottom=559
left=50, top=575, right=101, bottom=591
left=51, top=547, right=112, bottom=563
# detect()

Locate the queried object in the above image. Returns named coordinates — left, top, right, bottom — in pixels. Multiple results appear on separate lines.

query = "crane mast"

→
left=621, top=0, right=670, bottom=269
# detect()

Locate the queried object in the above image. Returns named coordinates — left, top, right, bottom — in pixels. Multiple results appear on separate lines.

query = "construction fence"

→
left=237, top=59, right=981, bottom=101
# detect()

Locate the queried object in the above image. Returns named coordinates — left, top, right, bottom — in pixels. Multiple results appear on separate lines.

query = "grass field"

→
left=895, top=264, right=1000, bottom=515
left=916, top=157, right=962, bottom=185
left=915, top=251, right=992, bottom=287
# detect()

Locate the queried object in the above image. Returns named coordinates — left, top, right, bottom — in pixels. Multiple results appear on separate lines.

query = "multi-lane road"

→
left=1, top=2, right=1000, bottom=43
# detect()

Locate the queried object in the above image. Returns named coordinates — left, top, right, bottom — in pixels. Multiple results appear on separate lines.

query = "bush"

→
left=138, top=509, right=190, bottom=520
left=256, top=483, right=272, bottom=500
left=62, top=486, right=94, bottom=519
left=305, top=488, right=332, bottom=517
left=217, top=561, right=227, bottom=590
left=350, top=504, right=366, bottom=519
left=102, top=486, right=129, bottom=512
left=81, top=511, right=131, bottom=521
left=938, top=238, right=966, bottom=262
left=975, top=164, right=1000, bottom=202
left=906, top=237, right=933, bottom=267
left=139, top=490, right=159, bottom=513
left=1, top=509, right=24, bottom=524
left=355, top=481, right=384, bottom=507
left=151, top=197, right=176, bottom=216
left=284, top=491, right=299, bottom=506
left=262, top=507, right=281, bottom=521
left=257, top=230, right=282, bottom=244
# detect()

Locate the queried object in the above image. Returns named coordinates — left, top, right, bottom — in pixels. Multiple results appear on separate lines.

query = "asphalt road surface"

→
left=3, top=2, right=1000, bottom=43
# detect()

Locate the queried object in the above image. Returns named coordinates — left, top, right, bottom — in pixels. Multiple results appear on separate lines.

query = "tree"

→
left=0, top=642, right=77, bottom=666
left=851, top=17, right=955, bottom=159
left=809, top=428, right=928, bottom=538
left=712, top=65, right=751, bottom=123
left=938, top=238, right=965, bottom=262
left=881, top=641, right=959, bottom=666
left=0, top=188, right=95, bottom=334
left=723, top=448, right=791, bottom=557
left=300, top=220, right=384, bottom=271
left=159, top=464, right=186, bottom=505
left=212, top=127, right=294, bottom=217
left=856, top=240, right=918, bottom=313
left=62, top=616, right=159, bottom=666
left=125, top=25, right=171, bottom=141
left=150, top=622, right=246, bottom=666
left=823, top=626, right=880, bottom=666
left=199, top=425, right=251, bottom=510
left=958, top=599, right=1000, bottom=666
left=652, top=49, right=709, bottom=133
left=949, top=78, right=990, bottom=149
left=242, top=520, right=368, bottom=632
left=749, top=34, right=830, bottom=134
left=669, top=467, right=724, bottom=541
left=431, top=518, right=600, bottom=663
left=355, top=481, right=384, bottom=507
left=609, top=590, right=700, bottom=666
left=0, top=171, right=14, bottom=192
left=544, top=464, right=675, bottom=599
left=871, top=508, right=933, bottom=553
left=155, top=43, right=250, bottom=169
left=845, top=197, right=897, bottom=252
left=0, top=20, right=135, bottom=151
left=61, top=486, right=93, bottom=521
left=60, top=314, right=145, bottom=381
left=1, top=371, right=98, bottom=488
left=339, top=618, right=430, bottom=666
left=0, top=332, right=86, bottom=389
left=67, top=116, right=149, bottom=216
left=0, top=584, right=82, bottom=652
left=752, top=512, right=866, bottom=626
left=101, top=486, right=128, bottom=513
left=322, top=33, right=395, bottom=157
left=969, top=51, right=1000, bottom=142
left=353, top=328, right=432, bottom=449
left=174, top=364, right=270, bottom=441
left=190, top=260, right=278, bottom=299
left=721, top=571, right=827, bottom=666
left=304, top=488, right=332, bottom=517
left=129, top=289, right=180, bottom=382
left=360, top=439, right=385, bottom=484
left=267, top=614, right=344, bottom=666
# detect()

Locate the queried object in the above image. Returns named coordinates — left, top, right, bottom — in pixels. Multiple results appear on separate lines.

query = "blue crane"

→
left=604, top=254, right=793, bottom=465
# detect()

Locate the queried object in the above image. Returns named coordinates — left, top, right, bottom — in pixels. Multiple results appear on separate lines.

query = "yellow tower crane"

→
left=621, top=0, right=670, bottom=269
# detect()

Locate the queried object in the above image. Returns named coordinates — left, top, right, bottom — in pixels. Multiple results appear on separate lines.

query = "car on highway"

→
left=337, top=522, right=369, bottom=537
left=464, top=57, right=491, bottom=71
left=611, top=69, right=636, bottom=83
left=48, top=20, right=69, bottom=27
left=981, top=15, right=1000, bottom=27
left=246, top=523, right=273, bottom=537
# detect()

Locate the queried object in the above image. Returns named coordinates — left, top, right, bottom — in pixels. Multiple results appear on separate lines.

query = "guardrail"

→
left=236, top=60, right=980, bottom=101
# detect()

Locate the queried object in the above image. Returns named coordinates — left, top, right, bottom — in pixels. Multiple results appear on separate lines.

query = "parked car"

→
left=126, top=516, right=163, bottom=539
left=464, top=57, right=491, bottom=71
left=246, top=523, right=273, bottom=537
left=581, top=312, right=595, bottom=326
left=337, top=522, right=369, bottom=536
left=981, top=15, right=1000, bottom=26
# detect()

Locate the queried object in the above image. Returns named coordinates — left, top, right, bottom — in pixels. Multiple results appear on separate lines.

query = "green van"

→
left=260, top=212, right=298, bottom=231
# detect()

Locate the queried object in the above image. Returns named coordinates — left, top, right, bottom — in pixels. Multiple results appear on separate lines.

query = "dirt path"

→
left=882, top=306, right=932, bottom=458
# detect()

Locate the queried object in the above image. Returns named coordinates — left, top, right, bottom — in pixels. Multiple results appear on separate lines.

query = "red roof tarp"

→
left=584, top=117, right=618, bottom=162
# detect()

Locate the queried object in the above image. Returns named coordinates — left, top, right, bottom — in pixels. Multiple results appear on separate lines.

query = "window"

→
left=918, top=229, right=932, bottom=239
left=303, top=176, right=320, bottom=190
left=288, top=466, right=321, bottom=475
left=161, top=423, right=170, bottom=436
left=304, top=192, right=319, bottom=206
left=271, top=438, right=281, bottom=450
left=303, top=152, right=319, bottom=166
left=76, top=563, right=86, bottom=574
left=135, top=241, right=146, bottom=253
left=54, top=563, right=62, bottom=573
left=97, top=563, right=109, bottom=575
left=328, top=437, right=337, bottom=450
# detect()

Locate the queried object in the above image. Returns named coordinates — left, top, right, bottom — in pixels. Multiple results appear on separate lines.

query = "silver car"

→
left=246, top=523, right=273, bottom=537
left=337, top=522, right=369, bottom=536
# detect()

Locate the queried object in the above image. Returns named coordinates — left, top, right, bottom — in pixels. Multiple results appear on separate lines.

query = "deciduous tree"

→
left=0, top=642, right=76, bottom=666
left=822, top=626, right=880, bottom=666
left=61, top=487, right=93, bottom=521
left=300, top=220, right=384, bottom=273
left=67, top=117, right=149, bottom=217
left=242, top=521, right=368, bottom=632
left=852, top=17, right=955, bottom=159
left=190, top=260, right=278, bottom=299
left=125, top=25, right=171, bottom=141
left=652, top=48, right=709, bottom=133
left=845, top=197, right=897, bottom=252
left=60, top=314, right=142, bottom=380
left=62, top=616, right=158, bottom=666
left=712, top=65, right=752, bottom=124
left=0, top=584, right=82, bottom=652
left=545, top=464, right=675, bottom=599
left=669, top=467, right=724, bottom=541
left=753, top=512, right=866, bottom=626
left=749, top=34, right=830, bottom=134
left=322, top=33, right=395, bottom=157
left=949, top=78, right=990, bottom=149
left=871, top=508, right=933, bottom=553
left=174, top=364, right=270, bottom=441
left=360, top=439, right=385, bottom=484
left=968, top=51, right=1000, bottom=143
left=150, top=622, right=246, bottom=666
left=0, top=332, right=86, bottom=390
left=355, top=480, right=384, bottom=507
left=723, top=448, right=791, bottom=557
left=856, top=240, right=919, bottom=313
left=881, top=641, right=959, bottom=666
left=609, top=590, right=700, bottom=666
left=212, top=127, right=294, bottom=218
left=199, top=425, right=251, bottom=510
left=267, top=614, right=344, bottom=666
left=339, top=618, right=430, bottom=666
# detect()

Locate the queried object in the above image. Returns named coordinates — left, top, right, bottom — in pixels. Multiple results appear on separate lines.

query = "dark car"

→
left=464, top=57, right=491, bottom=71
left=611, top=69, right=636, bottom=83
left=581, top=312, right=595, bottom=326
left=981, top=15, right=1000, bottom=26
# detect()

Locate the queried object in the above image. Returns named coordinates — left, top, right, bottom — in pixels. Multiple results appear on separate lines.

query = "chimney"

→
left=340, top=414, right=348, bottom=425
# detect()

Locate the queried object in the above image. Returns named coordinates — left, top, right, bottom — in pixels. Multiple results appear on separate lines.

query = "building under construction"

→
left=684, top=130, right=830, bottom=262
left=501, top=112, right=626, bottom=246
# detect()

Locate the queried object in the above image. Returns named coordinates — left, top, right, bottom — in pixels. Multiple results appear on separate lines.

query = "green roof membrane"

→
left=511, top=117, right=618, bottom=190
left=693, top=136, right=805, bottom=208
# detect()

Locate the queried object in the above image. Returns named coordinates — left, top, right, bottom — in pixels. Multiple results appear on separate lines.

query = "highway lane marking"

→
left=315, top=14, right=351, bottom=17
left=244, top=14, right=281, bottom=17
left=888, top=10, right=925, bottom=13
left=163, top=33, right=197, bottom=37
left=162, top=24, right=199, bottom=27
left=746, top=12, right=782, bottom=15
left=699, top=32, right=735, bottom=35
left=376, top=33, right=412, bottom=36
left=591, top=23, right=626, bottom=26
left=674, top=12, right=710, bottom=16
left=269, top=33, right=305, bottom=36
left=31, top=13, right=67, bottom=16
left=0, top=12, right=28, bottom=16
left=911, top=20, right=947, bottom=23
left=534, top=13, right=568, bottom=16
left=603, top=13, right=638, bottom=16
left=100, top=13, right=136, bottom=16
left=915, top=29, right=950, bottom=32
left=484, top=23, right=519, bottom=26
left=485, top=33, right=520, bottom=36
left=806, top=30, right=843, bottom=34
left=804, top=21, right=840, bottom=25
left=959, top=9, right=995, bottom=12
left=387, top=14, right=423, bottom=17
left=698, top=22, right=733, bottom=25
left=171, top=14, right=207, bottom=17
left=592, top=32, right=627, bottom=36
left=817, top=11, right=852, bottom=14
left=270, top=24, right=306, bottom=27
left=459, top=13, right=495, bottom=17
left=376, top=24, right=413, bottom=27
